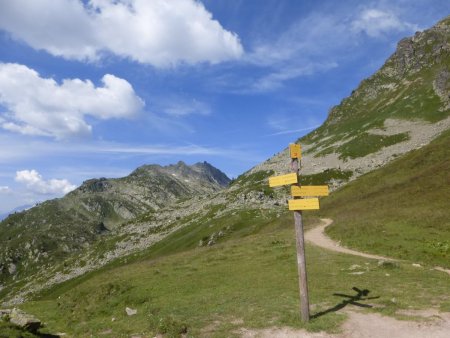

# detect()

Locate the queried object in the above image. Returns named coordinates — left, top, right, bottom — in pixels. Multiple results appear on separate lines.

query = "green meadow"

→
left=322, top=129, right=450, bottom=269
left=16, top=209, right=450, bottom=337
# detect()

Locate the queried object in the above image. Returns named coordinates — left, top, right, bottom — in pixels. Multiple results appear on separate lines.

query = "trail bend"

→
left=305, top=218, right=450, bottom=275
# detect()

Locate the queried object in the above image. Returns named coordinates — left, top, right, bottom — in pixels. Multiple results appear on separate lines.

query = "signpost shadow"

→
left=311, top=287, right=380, bottom=319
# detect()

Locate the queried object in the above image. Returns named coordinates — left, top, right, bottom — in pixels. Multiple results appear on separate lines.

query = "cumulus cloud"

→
left=0, top=63, right=144, bottom=139
left=352, top=9, right=418, bottom=37
left=15, top=169, right=76, bottom=195
left=0, top=0, right=243, bottom=67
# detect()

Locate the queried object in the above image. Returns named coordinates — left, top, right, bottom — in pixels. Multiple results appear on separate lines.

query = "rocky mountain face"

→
left=0, top=161, right=230, bottom=289
left=252, top=15, right=450, bottom=189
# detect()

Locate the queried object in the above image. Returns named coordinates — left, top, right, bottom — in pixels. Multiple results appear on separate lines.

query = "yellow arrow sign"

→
left=289, top=144, right=302, bottom=159
left=269, top=173, right=298, bottom=187
left=289, top=198, right=320, bottom=210
left=291, top=185, right=329, bottom=197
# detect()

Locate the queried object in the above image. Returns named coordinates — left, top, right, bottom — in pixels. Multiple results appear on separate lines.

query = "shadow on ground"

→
left=312, top=287, right=380, bottom=319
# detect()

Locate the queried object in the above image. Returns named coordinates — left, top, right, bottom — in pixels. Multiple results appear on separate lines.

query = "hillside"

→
left=252, top=15, right=450, bottom=188
left=0, top=161, right=230, bottom=292
left=322, top=128, right=450, bottom=268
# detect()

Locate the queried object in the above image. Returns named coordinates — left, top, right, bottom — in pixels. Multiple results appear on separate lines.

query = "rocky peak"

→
left=384, top=15, right=449, bottom=79
left=77, top=177, right=111, bottom=193
left=324, top=15, right=449, bottom=127
left=191, top=161, right=231, bottom=187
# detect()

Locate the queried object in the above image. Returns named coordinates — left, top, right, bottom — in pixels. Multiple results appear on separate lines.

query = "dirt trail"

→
left=305, top=219, right=450, bottom=275
left=239, top=310, right=450, bottom=338
left=239, top=219, right=450, bottom=337
left=304, top=219, right=394, bottom=261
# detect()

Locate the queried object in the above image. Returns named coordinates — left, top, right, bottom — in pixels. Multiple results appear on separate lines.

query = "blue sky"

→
left=0, top=0, right=448, bottom=214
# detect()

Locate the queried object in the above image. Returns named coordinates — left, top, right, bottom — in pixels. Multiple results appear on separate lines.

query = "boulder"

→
left=9, top=308, right=42, bottom=333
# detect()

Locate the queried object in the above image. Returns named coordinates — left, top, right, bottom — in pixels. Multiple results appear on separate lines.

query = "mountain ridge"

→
left=0, top=161, right=230, bottom=293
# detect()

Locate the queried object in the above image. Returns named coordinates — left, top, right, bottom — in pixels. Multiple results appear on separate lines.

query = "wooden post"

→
left=269, top=144, right=326, bottom=322
left=291, top=157, right=310, bottom=322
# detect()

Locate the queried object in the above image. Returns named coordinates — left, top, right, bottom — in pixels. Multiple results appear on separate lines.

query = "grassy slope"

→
left=302, top=17, right=449, bottom=158
left=15, top=208, right=449, bottom=337
left=8, top=132, right=450, bottom=337
left=321, top=129, right=450, bottom=268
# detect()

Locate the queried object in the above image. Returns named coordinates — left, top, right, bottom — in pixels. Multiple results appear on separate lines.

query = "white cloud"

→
left=352, top=9, right=418, bottom=37
left=235, top=5, right=419, bottom=93
left=247, top=13, right=352, bottom=67
left=235, top=12, right=351, bottom=93
left=252, top=62, right=338, bottom=92
left=0, top=133, right=242, bottom=165
left=0, top=63, right=144, bottom=139
left=15, top=169, right=76, bottom=195
left=163, top=99, right=211, bottom=117
left=267, top=125, right=321, bottom=136
left=0, top=0, right=243, bottom=67
left=266, top=112, right=322, bottom=136
left=0, top=186, right=11, bottom=194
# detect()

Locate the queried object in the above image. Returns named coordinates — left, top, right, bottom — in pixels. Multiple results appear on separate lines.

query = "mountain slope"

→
left=252, top=15, right=450, bottom=188
left=321, top=128, right=450, bottom=268
left=0, top=161, right=230, bottom=289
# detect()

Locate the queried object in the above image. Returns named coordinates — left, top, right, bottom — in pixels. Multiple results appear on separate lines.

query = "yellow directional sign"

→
left=289, top=198, right=320, bottom=211
left=289, top=144, right=302, bottom=159
left=269, top=173, right=298, bottom=187
left=291, top=185, right=329, bottom=197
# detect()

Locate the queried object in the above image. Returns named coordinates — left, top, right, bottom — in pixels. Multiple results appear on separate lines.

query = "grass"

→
left=31, top=205, right=284, bottom=302
left=337, top=132, right=410, bottom=160
left=228, top=170, right=275, bottom=198
left=18, top=212, right=450, bottom=337
left=321, top=129, right=450, bottom=268
left=301, top=169, right=353, bottom=185
left=0, top=322, right=42, bottom=338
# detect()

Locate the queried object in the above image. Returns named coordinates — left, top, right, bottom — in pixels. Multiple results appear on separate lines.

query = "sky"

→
left=0, top=0, right=448, bottom=215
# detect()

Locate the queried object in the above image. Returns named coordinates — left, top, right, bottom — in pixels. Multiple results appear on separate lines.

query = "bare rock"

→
left=9, top=308, right=41, bottom=333
left=125, top=307, right=137, bottom=316
left=433, top=69, right=450, bottom=110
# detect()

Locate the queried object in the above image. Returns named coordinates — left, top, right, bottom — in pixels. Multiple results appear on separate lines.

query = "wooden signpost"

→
left=268, top=143, right=328, bottom=322
left=288, top=198, right=319, bottom=211
left=269, top=173, right=298, bottom=187
left=291, top=185, right=329, bottom=197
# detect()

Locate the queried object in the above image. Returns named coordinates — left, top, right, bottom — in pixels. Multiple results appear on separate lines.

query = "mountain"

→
left=0, top=204, right=33, bottom=221
left=0, top=161, right=230, bottom=290
left=1, top=16, right=449, bottom=309
left=252, top=15, right=449, bottom=189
